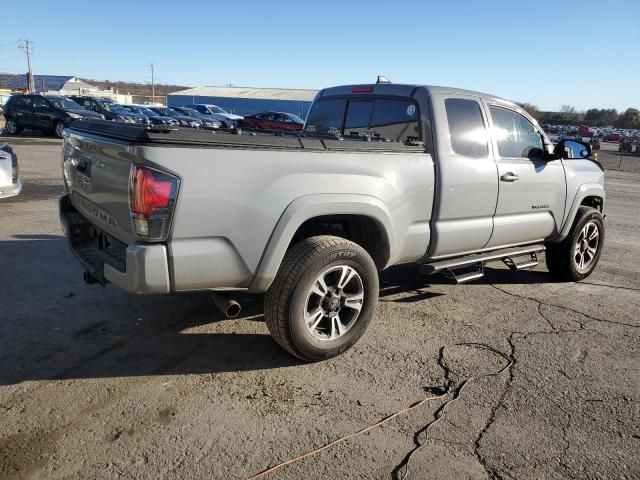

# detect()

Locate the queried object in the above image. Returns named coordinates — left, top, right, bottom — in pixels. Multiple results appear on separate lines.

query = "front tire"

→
left=54, top=121, right=66, bottom=139
left=264, top=235, right=379, bottom=361
left=546, top=206, right=604, bottom=281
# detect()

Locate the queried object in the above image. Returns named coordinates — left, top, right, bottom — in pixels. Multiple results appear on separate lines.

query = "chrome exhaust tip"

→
left=211, top=293, right=242, bottom=318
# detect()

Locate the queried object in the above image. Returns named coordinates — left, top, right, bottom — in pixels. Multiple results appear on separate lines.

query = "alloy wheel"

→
left=574, top=222, right=600, bottom=273
left=304, top=265, right=364, bottom=341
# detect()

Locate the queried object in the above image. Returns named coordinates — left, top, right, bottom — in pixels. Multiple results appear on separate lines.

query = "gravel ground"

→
left=0, top=136, right=638, bottom=480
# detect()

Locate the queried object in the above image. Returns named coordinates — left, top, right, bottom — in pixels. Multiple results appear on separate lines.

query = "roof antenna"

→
left=376, top=75, right=391, bottom=84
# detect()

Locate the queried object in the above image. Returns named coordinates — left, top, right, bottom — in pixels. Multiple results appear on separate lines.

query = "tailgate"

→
left=63, top=130, right=136, bottom=244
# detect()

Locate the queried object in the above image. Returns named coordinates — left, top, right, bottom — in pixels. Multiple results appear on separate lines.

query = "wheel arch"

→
left=249, top=194, right=395, bottom=292
left=553, top=183, right=605, bottom=242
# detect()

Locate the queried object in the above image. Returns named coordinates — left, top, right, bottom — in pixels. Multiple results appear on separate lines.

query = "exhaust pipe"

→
left=211, top=293, right=242, bottom=318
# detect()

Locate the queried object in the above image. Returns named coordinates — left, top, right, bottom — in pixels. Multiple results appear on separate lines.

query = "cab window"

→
left=489, top=106, right=544, bottom=158
left=445, top=98, right=489, bottom=158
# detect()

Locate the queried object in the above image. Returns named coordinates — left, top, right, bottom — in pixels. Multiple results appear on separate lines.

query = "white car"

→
left=0, top=143, right=21, bottom=199
left=183, top=104, right=243, bottom=128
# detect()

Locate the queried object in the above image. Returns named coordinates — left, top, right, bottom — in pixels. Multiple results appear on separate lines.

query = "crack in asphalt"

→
left=392, top=343, right=513, bottom=480
left=394, top=279, right=638, bottom=480
left=579, top=281, right=640, bottom=292
left=490, top=285, right=638, bottom=329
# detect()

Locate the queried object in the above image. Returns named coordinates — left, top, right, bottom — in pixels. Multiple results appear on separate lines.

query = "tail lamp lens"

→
left=129, top=165, right=179, bottom=241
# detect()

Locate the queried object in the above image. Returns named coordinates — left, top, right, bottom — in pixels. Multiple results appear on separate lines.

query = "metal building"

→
left=167, top=86, right=318, bottom=118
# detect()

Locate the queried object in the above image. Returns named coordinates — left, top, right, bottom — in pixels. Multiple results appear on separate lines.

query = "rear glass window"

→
left=445, top=98, right=488, bottom=158
left=304, top=98, right=346, bottom=136
left=370, top=99, right=420, bottom=142
left=344, top=101, right=373, bottom=138
left=305, top=97, right=421, bottom=142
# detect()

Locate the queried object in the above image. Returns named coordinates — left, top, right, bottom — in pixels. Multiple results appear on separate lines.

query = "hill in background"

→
left=80, top=78, right=191, bottom=100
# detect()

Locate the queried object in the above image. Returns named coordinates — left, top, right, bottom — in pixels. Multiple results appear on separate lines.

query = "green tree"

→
left=616, top=108, right=640, bottom=129
left=517, top=102, right=539, bottom=117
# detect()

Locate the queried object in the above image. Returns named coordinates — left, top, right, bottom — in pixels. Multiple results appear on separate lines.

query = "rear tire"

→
left=545, top=206, right=604, bottom=281
left=264, top=235, right=379, bottom=361
left=4, top=118, right=21, bottom=135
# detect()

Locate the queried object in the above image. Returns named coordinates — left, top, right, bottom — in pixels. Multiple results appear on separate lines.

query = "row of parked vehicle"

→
left=542, top=123, right=640, bottom=143
left=1, top=93, right=307, bottom=138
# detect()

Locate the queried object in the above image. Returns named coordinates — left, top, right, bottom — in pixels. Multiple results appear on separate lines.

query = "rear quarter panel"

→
left=137, top=145, right=435, bottom=290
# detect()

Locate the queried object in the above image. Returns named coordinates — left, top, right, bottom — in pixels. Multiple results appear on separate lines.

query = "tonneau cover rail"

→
left=66, top=120, right=426, bottom=153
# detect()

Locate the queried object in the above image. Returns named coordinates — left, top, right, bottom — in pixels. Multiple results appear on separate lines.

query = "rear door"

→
left=428, top=94, right=499, bottom=258
left=483, top=101, right=565, bottom=248
left=32, top=96, right=54, bottom=130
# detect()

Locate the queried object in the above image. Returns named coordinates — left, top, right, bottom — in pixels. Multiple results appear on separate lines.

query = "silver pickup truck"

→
left=59, top=82, right=605, bottom=361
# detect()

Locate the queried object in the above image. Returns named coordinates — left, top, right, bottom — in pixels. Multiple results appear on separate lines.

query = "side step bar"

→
left=420, top=244, right=545, bottom=284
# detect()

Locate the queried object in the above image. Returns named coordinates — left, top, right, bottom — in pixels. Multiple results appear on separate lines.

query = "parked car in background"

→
left=68, top=96, right=146, bottom=124
left=145, top=106, right=203, bottom=128
left=0, top=143, right=21, bottom=199
left=182, top=104, right=243, bottom=128
left=2, top=94, right=103, bottom=138
left=602, top=133, right=622, bottom=142
left=170, top=107, right=222, bottom=129
left=121, top=105, right=179, bottom=126
left=240, top=111, right=305, bottom=131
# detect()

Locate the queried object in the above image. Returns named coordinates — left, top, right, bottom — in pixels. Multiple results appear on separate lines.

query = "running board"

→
left=420, top=244, right=545, bottom=283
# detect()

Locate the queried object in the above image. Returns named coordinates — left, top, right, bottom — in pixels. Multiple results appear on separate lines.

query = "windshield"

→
left=123, top=106, right=152, bottom=116
left=153, top=107, right=179, bottom=116
left=47, top=97, right=82, bottom=110
left=208, top=105, right=227, bottom=114
left=288, top=113, right=305, bottom=123
left=102, top=102, right=128, bottom=113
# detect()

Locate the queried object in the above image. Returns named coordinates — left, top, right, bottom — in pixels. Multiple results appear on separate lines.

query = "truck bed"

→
left=62, top=120, right=434, bottom=294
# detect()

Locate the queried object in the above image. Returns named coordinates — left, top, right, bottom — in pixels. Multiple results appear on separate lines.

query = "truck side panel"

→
left=138, top=145, right=435, bottom=291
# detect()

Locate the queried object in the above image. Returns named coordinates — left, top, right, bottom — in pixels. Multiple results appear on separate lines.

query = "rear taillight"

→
left=129, top=165, right=179, bottom=241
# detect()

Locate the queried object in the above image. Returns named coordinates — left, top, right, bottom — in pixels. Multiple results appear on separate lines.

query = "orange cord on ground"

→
left=246, top=392, right=447, bottom=480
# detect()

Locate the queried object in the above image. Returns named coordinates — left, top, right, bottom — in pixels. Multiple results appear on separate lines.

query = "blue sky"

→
left=1, top=0, right=638, bottom=111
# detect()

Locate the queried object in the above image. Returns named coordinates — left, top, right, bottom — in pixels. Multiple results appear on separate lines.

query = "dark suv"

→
left=3, top=95, right=103, bottom=138
left=67, top=96, right=147, bottom=124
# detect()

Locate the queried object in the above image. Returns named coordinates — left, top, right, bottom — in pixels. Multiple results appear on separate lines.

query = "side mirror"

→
left=553, top=139, right=592, bottom=160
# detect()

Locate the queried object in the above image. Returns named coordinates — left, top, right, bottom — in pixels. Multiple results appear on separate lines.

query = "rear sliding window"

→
left=305, top=97, right=421, bottom=142
left=445, top=98, right=488, bottom=158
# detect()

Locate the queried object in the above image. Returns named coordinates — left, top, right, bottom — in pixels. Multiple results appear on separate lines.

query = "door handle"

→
left=500, top=172, right=519, bottom=182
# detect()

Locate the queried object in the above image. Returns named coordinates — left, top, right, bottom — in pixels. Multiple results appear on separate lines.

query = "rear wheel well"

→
left=580, top=196, right=603, bottom=212
left=290, top=215, right=389, bottom=269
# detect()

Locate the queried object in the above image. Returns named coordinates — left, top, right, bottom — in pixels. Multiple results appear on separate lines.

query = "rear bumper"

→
left=59, top=194, right=171, bottom=294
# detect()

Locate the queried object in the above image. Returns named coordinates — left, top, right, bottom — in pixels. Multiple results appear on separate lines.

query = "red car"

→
left=602, top=133, right=622, bottom=142
left=578, top=125, right=595, bottom=135
left=240, top=111, right=305, bottom=131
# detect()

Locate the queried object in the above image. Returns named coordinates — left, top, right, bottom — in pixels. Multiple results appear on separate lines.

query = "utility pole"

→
left=18, top=39, right=34, bottom=93
left=150, top=63, right=155, bottom=104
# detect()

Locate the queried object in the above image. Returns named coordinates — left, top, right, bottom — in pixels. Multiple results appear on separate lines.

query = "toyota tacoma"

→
left=59, top=81, right=605, bottom=361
